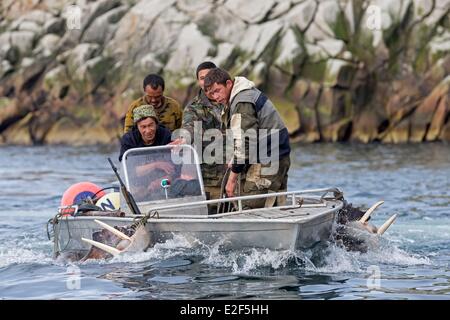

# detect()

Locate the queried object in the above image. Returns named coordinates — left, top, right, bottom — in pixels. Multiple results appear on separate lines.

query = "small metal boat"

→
left=51, top=145, right=345, bottom=258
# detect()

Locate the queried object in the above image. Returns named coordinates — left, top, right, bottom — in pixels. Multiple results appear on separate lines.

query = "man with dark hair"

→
left=123, top=74, right=182, bottom=133
left=196, top=61, right=217, bottom=85
left=204, top=68, right=291, bottom=209
left=171, top=62, right=226, bottom=203
left=143, top=74, right=165, bottom=91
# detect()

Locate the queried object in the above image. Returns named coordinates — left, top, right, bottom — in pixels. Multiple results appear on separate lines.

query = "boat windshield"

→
left=121, top=145, right=204, bottom=203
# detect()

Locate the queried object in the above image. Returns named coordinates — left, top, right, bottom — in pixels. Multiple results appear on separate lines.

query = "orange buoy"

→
left=60, top=182, right=105, bottom=206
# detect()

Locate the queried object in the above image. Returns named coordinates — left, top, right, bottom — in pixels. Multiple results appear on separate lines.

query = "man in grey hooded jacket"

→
left=204, top=68, right=291, bottom=209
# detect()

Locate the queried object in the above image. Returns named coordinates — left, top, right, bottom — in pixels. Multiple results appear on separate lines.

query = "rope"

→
left=131, top=209, right=159, bottom=231
left=46, top=218, right=55, bottom=240
left=47, top=213, right=73, bottom=254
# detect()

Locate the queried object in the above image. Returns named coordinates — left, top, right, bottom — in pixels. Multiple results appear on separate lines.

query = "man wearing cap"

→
left=123, top=74, right=183, bottom=134
left=119, top=104, right=172, bottom=161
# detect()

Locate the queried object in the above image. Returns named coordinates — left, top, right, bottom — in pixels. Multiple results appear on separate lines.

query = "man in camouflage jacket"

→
left=124, top=74, right=182, bottom=134
left=178, top=62, right=227, bottom=202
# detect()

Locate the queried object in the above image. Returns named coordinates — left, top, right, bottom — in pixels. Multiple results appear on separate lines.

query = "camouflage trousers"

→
left=205, top=185, right=222, bottom=200
left=204, top=184, right=223, bottom=214
left=240, top=156, right=291, bottom=209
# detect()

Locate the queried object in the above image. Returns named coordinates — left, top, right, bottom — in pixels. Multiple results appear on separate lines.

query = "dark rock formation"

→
left=0, top=0, right=449, bottom=145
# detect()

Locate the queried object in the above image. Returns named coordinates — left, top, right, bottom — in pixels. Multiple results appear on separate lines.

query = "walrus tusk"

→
left=377, top=214, right=398, bottom=235
left=82, top=237, right=121, bottom=256
left=94, top=219, right=131, bottom=241
left=359, top=201, right=384, bottom=223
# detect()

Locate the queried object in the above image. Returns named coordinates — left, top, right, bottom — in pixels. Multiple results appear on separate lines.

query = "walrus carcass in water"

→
left=80, top=219, right=152, bottom=261
left=335, top=201, right=397, bottom=252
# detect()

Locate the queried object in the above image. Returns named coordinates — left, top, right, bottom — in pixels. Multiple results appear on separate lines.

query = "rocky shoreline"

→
left=0, top=0, right=449, bottom=145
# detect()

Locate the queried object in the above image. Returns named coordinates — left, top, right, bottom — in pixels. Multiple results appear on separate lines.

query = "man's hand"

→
left=136, top=161, right=175, bottom=176
left=168, top=137, right=186, bottom=145
left=227, top=158, right=233, bottom=169
left=136, top=163, right=155, bottom=176
left=147, top=178, right=163, bottom=193
left=226, top=171, right=239, bottom=198
left=157, top=161, right=175, bottom=175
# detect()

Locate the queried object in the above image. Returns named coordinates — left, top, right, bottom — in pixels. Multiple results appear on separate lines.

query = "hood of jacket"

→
left=229, top=76, right=255, bottom=104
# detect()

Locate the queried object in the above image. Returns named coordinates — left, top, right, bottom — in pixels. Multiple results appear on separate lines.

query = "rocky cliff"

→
left=0, top=0, right=449, bottom=145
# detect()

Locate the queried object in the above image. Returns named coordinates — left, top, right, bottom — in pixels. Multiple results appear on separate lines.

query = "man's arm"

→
left=230, top=102, right=258, bottom=174
left=119, top=136, right=133, bottom=161
left=135, top=162, right=175, bottom=176
left=181, top=104, right=201, bottom=140
left=175, top=101, right=183, bottom=130
left=225, top=102, right=258, bottom=197
left=124, top=100, right=140, bottom=134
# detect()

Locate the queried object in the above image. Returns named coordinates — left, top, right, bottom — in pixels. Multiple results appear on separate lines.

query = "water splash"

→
left=0, top=247, right=53, bottom=268
left=203, top=247, right=299, bottom=274
left=308, top=240, right=430, bottom=274
left=360, top=243, right=431, bottom=266
left=0, top=229, right=53, bottom=268
left=74, top=229, right=432, bottom=277
left=91, top=234, right=197, bottom=265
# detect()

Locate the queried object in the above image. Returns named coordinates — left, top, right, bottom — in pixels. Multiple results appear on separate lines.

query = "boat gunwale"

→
left=115, top=187, right=343, bottom=217
left=56, top=200, right=343, bottom=224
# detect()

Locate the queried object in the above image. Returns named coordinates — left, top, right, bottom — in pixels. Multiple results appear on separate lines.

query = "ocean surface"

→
left=0, top=143, right=449, bottom=300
